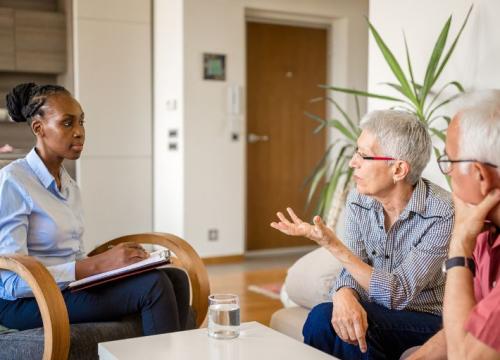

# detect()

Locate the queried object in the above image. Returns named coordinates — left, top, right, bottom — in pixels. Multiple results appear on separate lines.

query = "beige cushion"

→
left=270, top=306, right=309, bottom=341
left=285, top=247, right=343, bottom=309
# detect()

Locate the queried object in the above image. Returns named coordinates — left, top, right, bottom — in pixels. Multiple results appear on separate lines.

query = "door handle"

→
left=247, top=133, right=270, bottom=144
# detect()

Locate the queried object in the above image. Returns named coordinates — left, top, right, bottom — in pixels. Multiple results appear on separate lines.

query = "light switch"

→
left=227, top=85, right=241, bottom=115
left=166, top=99, right=177, bottom=111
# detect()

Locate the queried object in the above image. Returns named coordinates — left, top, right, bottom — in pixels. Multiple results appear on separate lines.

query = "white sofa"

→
left=270, top=247, right=344, bottom=341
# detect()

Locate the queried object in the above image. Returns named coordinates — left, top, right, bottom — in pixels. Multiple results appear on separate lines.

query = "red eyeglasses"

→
left=354, top=148, right=395, bottom=161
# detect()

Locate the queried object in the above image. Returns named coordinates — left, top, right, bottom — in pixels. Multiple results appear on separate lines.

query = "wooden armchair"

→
left=0, top=233, right=210, bottom=360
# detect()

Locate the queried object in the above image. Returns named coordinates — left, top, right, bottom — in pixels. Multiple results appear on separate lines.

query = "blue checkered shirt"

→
left=332, top=178, right=454, bottom=315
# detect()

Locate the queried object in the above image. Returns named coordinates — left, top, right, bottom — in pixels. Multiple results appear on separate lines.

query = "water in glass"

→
left=208, top=294, right=240, bottom=339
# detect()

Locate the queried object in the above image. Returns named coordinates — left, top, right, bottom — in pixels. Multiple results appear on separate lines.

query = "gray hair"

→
left=360, top=110, right=432, bottom=185
left=455, top=90, right=500, bottom=173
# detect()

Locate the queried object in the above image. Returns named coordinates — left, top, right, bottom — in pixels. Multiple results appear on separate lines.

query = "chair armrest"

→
left=0, top=255, right=70, bottom=360
left=88, top=232, right=210, bottom=327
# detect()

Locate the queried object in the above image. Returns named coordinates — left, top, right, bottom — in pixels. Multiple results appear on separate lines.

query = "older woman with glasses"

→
left=271, top=110, right=454, bottom=360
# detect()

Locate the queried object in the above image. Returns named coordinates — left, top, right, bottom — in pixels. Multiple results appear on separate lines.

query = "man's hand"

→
left=76, top=242, right=149, bottom=279
left=405, top=330, right=447, bottom=360
left=450, top=189, right=500, bottom=256
left=332, top=288, right=368, bottom=353
left=270, top=207, right=341, bottom=248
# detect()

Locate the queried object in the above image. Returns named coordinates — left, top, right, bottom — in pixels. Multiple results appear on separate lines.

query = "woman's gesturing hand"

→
left=270, top=207, right=340, bottom=248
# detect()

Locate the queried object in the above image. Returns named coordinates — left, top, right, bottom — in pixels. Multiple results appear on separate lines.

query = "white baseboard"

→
left=245, top=245, right=318, bottom=258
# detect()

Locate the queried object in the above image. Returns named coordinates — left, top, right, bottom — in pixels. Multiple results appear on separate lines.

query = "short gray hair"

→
left=360, top=110, right=432, bottom=185
left=456, top=90, right=500, bottom=173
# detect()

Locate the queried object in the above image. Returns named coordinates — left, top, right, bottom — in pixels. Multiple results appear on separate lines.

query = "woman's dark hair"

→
left=5, top=83, right=70, bottom=123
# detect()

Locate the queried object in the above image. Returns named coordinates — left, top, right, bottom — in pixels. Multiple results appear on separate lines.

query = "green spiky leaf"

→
left=419, top=16, right=452, bottom=108
left=367, top=19, right=418, bottom=106
left=327, top=119, right=358, bottom=142
left=430, top=128, right=446, bottom=143
left=433, top=5, right=473, bottom=87
left=320, top=84, right=405, bottom=103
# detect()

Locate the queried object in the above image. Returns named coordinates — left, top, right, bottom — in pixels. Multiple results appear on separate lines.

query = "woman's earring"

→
left=393, top=178, right=397, bottom=184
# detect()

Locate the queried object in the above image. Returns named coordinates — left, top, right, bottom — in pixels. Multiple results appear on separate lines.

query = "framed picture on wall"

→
left=203, top=53, right=226, bottom=81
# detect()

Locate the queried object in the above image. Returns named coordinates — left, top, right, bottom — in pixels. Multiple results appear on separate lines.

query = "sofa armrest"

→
left=0, top=255, right=70, bottom=360
left=89, top=232, right=210, bottom=327
left=285, top=247, right=343, bottom=309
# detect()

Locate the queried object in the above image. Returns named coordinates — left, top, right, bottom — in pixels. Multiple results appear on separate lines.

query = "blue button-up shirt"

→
left=333, top=178, right=454, bottom=315
left=0, top=149, right=84, bottom=300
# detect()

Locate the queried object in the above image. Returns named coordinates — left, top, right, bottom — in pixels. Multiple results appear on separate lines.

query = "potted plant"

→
left=306, top=6, right=473, bottom=228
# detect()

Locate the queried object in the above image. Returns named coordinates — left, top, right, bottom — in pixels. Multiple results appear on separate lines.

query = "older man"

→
left=407, top=91, right=500, bottom=360
left=271, top=110, right=454, bottom=359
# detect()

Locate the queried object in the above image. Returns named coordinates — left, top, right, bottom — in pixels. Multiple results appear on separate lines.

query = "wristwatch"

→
left=442, top=257, right=475, bottom=275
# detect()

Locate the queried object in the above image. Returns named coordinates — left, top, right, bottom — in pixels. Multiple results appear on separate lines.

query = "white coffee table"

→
left=98, top=321, right=338, bottom=359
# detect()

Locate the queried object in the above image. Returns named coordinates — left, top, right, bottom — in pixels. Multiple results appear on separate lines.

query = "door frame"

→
left=244, top=9, right=351, bottom=253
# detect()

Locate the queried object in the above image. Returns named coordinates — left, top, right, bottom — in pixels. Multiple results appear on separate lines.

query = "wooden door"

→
left=246, top=22, right=327, bottom=251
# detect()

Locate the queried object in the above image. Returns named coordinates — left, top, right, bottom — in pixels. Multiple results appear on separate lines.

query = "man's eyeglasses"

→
left=354, top=148, right=395, bottom=161
left=437, top=154, right=498, bottom=175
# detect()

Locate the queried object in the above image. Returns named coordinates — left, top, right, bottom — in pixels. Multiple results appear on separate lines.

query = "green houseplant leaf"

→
left=403, top=33, right=419, bottom=102
left=367, top=19, right=419, bottom=108
left=419, top=15, right=452, bottom=111
left=320, top=85, right=405, bottom=103
left=433, top=5, right=473, bottom=89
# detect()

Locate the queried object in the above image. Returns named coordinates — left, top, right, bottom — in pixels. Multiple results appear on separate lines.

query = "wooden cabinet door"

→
left=0, top=8, right=15, bottom=71
left=15, top=10, right=66, bottom=73
left=246, top=22, right=327, bottom=251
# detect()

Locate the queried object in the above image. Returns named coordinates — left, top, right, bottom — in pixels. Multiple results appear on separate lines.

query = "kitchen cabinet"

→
left=0, top=8, right=15, bottom=71
left=15, top=10, right=66, bottom=73
left=0, top=7, right=66, bottom=74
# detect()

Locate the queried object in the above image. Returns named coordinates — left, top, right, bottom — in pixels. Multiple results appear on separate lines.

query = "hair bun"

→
left=5, top=83, right=38, bottom=123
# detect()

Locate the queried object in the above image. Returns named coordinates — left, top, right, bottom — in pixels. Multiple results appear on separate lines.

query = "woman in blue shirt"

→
left=0, top=83, right=189, bottom=335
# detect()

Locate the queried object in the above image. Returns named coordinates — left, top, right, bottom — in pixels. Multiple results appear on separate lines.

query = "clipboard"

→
left=69, top=249, right=171, bottom=292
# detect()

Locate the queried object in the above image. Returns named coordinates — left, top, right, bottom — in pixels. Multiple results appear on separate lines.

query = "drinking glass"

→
left=208, top=294, right=240, bottom=339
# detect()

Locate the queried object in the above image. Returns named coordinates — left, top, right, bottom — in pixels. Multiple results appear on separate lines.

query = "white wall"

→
left=73, top=0, right=152, bottom=250
left=368, top=0, right=499, bottom=188
left=182, top=0, right=246, bottom=257
left=153, top=0, right=184, bottom=237
left=154, top=0, right=369, bottom=257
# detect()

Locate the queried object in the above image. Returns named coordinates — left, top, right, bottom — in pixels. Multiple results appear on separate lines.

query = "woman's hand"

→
left=332, top=288, right=368, bottom=353
left=270, top=207, right=341, bottom=248
left=75, top=242, right=149, bottom=280
left=100, top=242, right=149, bottom=269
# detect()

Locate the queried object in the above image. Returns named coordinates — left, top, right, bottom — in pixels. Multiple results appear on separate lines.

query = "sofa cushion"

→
left=285, top=247, right=343, bottom=309
left=270, top=306, right=309, bottom=341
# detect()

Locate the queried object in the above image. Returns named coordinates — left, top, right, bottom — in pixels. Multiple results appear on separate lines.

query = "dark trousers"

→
left=303, top=301, right=442, bottom=360
left=0, top=268, right=190, bottom=336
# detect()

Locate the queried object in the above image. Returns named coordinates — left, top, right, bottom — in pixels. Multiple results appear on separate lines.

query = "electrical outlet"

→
left=208, top=229, right=219, bottom=241
left=168, top=129, right=178, bottom=138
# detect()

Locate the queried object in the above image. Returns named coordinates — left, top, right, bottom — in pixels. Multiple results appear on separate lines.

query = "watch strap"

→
left=443, top=256, right=475, bottom=275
